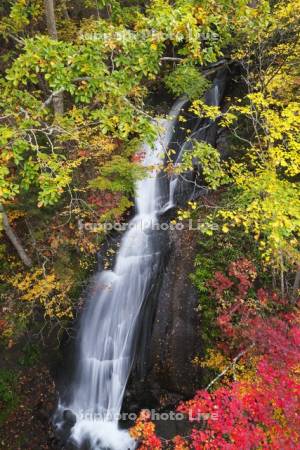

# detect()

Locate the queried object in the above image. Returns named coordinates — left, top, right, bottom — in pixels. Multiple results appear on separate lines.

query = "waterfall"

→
left=55, top=97, right=187, bottom=450
left=165, top=73, right=227, bottom=209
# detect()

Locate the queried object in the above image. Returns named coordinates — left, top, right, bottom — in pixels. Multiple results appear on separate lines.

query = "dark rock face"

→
left=129, top=226, right=171, bottom=380
left=127, top=70, right=230, bottom=405
left=125, top=224, right=203, bottom=412
left=146, top=226, right=203, bottom=398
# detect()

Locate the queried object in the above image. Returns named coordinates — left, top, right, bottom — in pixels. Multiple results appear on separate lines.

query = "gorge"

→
left=54, top=72, right=227, bottom=449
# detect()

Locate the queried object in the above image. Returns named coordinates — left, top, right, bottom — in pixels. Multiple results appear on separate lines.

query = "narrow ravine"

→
left=54, top=71, right=228, bottom=449
left=54, top=98, right=187, bottom=450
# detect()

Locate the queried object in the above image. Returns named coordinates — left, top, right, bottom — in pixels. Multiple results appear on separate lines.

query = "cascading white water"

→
left=165, top=84, right=221, bottom=210
left=57, top=98, right=186, bottom=450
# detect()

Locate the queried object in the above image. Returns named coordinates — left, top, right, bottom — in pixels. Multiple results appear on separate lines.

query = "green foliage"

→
left=177, top=1, right=300, bottom=271
left=0, top=0, right=257, bottom=221
left=182, top=141, right=229, bottom=189
left=89, top=156, right=147, bottom=194
left=0, top=0, right=40, bottom=38
left=164, top=65, right=211, bottom=100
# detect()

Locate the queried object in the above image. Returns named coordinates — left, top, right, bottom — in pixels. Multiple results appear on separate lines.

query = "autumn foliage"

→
left=131, top=259, right=300, bottom=449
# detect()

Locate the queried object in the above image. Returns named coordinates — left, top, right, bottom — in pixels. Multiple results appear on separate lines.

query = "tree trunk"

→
left=61, top=0, right=70, bottom=20
left=44, top=0, right=64, bottom=115
left=0, top=204, right=32, bottom=268
left=292, top=266, right=300, bottom=303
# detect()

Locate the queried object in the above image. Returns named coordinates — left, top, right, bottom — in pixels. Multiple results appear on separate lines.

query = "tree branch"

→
left=43, top=0, right=64, bottom=115
left=206, top=344, right=255, bottom=391
left=160, top=57, right=183, bottom=62
left=0, top=204, right=32, bottom=267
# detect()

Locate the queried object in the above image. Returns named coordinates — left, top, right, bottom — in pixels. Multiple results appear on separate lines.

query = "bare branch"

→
left=0, top=203, right=32, bottom=267
left=206, top=344, right=255, bottom=391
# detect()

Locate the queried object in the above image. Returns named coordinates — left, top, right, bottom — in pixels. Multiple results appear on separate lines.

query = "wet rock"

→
left=63, top=409, right=77, bottom=427
left=146, top=226, right=203, bottom=398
